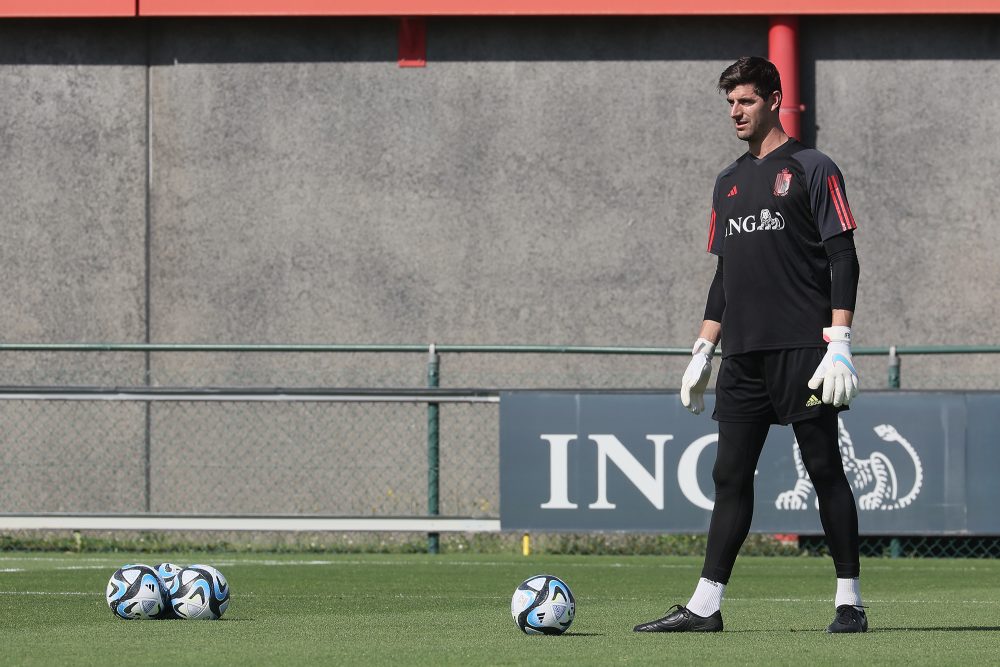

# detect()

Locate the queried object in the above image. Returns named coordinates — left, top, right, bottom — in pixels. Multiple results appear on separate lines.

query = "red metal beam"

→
left=0, top=0, right=136, bottom=16
left=769, top=16, right=801, bottom=141
left=3, top=0, right=996, bottom=16
left=136, top=0, right=1000, bottom=16
left=398, top=17, right=427, bottom=67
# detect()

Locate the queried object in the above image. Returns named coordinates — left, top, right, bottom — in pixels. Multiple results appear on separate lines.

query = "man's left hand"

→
left=808, top=326, right=859, bottom=407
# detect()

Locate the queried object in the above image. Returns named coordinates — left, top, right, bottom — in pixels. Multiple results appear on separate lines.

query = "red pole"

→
left=768, top=15, right=801, bottom=141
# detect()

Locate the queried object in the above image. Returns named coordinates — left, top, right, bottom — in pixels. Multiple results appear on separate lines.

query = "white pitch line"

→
left=0, top=557, right=122, bottom=563
left=0, top=557, right=688, bottom=569
left=720, top=597, right=1000, bottom=606
left=0, top=589, right=997, bottom=607
left=0, top=591, right=91, bottom=596
left=1, top=555, right=996, bottom=573
left=4, top=556, right=999, bottom=579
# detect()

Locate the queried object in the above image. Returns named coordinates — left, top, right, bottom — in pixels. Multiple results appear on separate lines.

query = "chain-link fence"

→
left=0, top=395, right=496, bottom=518
left=1, top=343, right=998, bottom=557
left=801, top=536, right=1000, bottom=559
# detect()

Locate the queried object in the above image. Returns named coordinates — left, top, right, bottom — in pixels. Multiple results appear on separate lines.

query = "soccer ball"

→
left=511, top=574, right=575, bottom=635
left=171, top=564, right=230, bottom=620
left=106, top=564, right=170, bottom=620
left=155, top=562, right=183, bottom=597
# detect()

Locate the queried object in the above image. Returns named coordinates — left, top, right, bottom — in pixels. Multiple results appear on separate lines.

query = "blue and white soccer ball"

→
left=171, top=564, right=230, bottom=620
left=155, top=562, right=184, bottom=598
left=106, top=564, right=171, bottom=620
left=511, top=574, right=575, bottom=635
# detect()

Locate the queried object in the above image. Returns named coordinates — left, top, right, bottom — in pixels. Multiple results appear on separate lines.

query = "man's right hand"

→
left=680, top=338, right=716, bottom=415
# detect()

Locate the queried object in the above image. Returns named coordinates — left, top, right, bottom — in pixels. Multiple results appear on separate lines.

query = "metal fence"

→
left=1, top=342, right=999, bottom=557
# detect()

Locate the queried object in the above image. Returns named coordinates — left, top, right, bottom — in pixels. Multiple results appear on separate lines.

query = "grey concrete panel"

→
left=0, top=22, right=149, bottom=514
left=0, top=21, right=147, bottom=346
left=148, top=19, right=765, bottom=358
left=802, top=17, right=1000, bottom=352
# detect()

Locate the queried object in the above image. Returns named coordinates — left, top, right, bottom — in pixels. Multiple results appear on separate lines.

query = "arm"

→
left=826, top=230, right=859, bottom=327
left=832, top=310, right=853, bottom=327
left=809, top=231, right=861, bottom=405
left=698, top=256, right=725, bottom=345
left=801, top=151, right=861, bottom=405
left=685, top=187, right=728, bottom=415
left=681, top=258, right=724, bottom=415
left=696, top=319, right=722, bottom=346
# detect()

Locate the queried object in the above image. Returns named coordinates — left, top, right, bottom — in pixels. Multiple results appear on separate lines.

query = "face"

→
left=725, top=83, right=780, bottom=142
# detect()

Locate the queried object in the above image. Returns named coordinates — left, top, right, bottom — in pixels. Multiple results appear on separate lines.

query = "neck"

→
left=749, top=125, right=790, bottom=158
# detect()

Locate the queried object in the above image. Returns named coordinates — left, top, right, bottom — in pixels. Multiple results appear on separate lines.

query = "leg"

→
left=700, top=420, right=771, bottom=583
left=792, top=409, right=868, bottom=633
left=635, top=355, right=775, bottom=633
left=634, top=419, right=769, bottom=633
left=791, top=409, right=859, bottom=579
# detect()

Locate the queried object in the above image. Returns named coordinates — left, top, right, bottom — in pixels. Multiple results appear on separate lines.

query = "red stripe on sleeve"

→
left=828, top=174, right=858, bottom=231
left=707, top=208, right=716, bottom=252
left=832, top=176, right=857, bottom=229
left=827, top=175, right=849, bottom=231
left=837, top=185, right=858, bottom=230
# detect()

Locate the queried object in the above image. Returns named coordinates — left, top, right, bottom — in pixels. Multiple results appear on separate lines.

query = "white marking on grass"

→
left=0, top=568, right=26, bottom=573
left=728, top=597, right=1000, bottom=605
left=210, top=559, right=697, bottom=569
left=0, top=591, right=91, bottom=596
left=210, top=560, right=336, bottom=567
left=0, top=556, right=697, bottom=570
left=0, top=557, right=122, bottom=563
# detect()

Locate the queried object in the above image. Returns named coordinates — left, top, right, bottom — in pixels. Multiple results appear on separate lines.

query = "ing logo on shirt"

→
left=725, top=208, right=785, bottom=236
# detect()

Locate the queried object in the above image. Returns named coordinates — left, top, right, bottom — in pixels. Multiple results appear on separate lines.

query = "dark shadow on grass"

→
left=559, top=632, right=604, bottom=637
left=872, top=626, right=1000, bottom=632
left=156, top=617, right=249, bottom=622
left=719, top=626, right=1000, bottom=633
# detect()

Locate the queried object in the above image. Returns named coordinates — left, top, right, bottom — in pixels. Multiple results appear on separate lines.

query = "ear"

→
left=769, top=90, right=783, bottom=113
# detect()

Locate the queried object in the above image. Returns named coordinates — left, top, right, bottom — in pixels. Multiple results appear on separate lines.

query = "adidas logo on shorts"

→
left=805, top=395, right=822, bottom=407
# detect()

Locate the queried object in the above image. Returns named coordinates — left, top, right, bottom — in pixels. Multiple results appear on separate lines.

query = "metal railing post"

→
left=888, top=345, right=901, bottom=389
left=427, top=344, right=440, bottom=554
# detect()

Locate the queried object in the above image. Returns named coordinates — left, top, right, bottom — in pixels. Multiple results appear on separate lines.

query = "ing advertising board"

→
left=499, top=391, right=1000, bottom=534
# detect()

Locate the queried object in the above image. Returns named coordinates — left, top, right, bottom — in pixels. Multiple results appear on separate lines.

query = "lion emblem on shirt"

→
left=757, top=208, right=785, bottom=231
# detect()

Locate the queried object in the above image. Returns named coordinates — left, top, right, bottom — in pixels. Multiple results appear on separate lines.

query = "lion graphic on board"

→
left=775, top=418, right=923, bottom=511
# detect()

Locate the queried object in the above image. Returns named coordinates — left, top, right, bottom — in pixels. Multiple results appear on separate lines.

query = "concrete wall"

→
left=148, top=18, right=764, bottom=350
left=3, top=17, right=997, bottom=389
left=1, top=16, right=998, bottom=514
left=802, top=16, right=1000, bottom=388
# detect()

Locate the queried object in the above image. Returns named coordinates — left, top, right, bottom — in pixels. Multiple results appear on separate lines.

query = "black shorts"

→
left=713, top=348, right=847, bottom=425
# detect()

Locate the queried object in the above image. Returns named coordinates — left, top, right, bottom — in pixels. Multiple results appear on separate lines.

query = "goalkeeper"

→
left=634, top=57, right=865, bottom=634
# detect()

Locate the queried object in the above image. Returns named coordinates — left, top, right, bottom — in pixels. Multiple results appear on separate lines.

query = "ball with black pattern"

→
left=171, top=564, right=230, bottom=620
left=106, top=564, right=171, bottom=620
left=510, top=574, right=575, bottom=635
left=155, top=562, right=183, bottom=597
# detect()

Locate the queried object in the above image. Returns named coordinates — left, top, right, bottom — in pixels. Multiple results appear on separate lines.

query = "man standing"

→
left=634, top=57, right=866, bottom=634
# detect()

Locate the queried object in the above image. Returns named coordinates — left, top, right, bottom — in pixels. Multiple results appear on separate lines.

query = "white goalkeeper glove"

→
left=808, top=326, right=860, bottom=407
left=680, top=338, right=716, bottom=415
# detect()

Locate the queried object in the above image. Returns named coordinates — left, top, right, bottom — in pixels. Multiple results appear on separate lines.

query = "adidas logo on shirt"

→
left=805, top=395, right=822, bottom=407
left=726, top=185, right=738, bottom=198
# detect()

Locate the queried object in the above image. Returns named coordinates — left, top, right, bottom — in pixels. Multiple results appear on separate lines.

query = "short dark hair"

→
left=718, top=56, right=782, bottom=100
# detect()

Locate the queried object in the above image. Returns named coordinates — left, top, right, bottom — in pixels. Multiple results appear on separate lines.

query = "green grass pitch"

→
left=2, top=551, right=999, bottom=665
